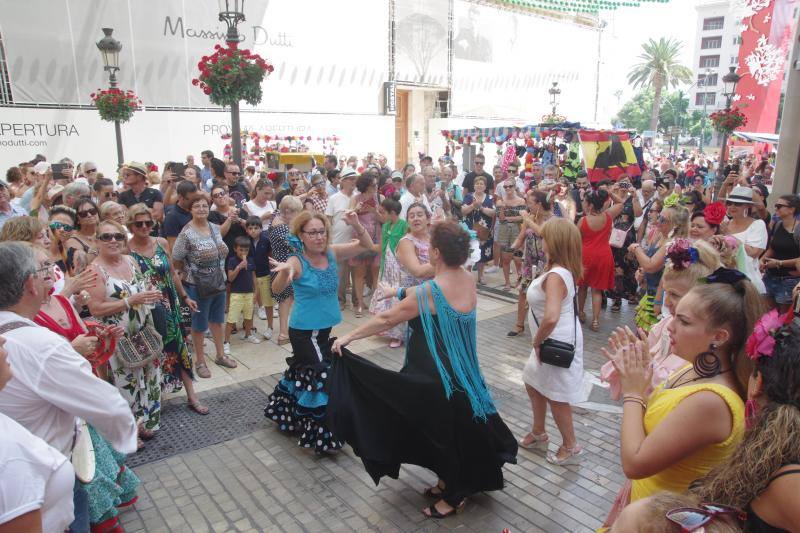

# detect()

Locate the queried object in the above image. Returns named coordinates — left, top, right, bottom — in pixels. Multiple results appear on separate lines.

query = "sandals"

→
left=423, top=481, right=446, bottom=498
left=507, top=323, right=524, bottom=337
left=195, top=362, right=211, bottom=379
left=611, top=300, right=622, bottom=312
left=590, top=319, right=600, bottom=332
left=423, top=500, right=465, bottom=519
left=518, top=431, right=549, bottom=451
left=389, top=339, right=403, bottom=349
left=214, top=355, right=238, bottom=369
left=355, top=307, right=364, bottom=318
left=546, top=444, right=584, bottom=466
left=139, top=428, right=156, bottom=441
left=276, top=335, right=290, bottom=346
left=188, top=399, right=209, bottom=415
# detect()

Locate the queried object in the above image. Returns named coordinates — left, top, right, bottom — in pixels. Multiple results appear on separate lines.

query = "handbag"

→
left=193, top=223, right=226, bottom=298
left=609, top=224, right=632, bottom=248
left=530, top=282, right=577, bottom=369
left=114, top=324, right=163, bottom=369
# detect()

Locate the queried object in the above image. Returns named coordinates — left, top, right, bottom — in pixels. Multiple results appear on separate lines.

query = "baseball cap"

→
left=391, top=170, right=403, bottom=181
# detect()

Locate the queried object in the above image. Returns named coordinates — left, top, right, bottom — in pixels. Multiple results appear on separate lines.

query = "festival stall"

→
left=440, top=123, right=642, bottom=183
left=729, top=131, right=779, bottom=160
left=221, top=132, right=337, bottom=171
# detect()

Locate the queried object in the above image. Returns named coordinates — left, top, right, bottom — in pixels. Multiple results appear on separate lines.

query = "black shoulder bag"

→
left=530, top=284, right=577, bottom=369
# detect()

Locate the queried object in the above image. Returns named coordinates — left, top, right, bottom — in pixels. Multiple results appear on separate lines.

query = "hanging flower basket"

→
left=541, top=113, right=566, bottom=125
left=709, top=107, right=747, bottom=135
left=192, top=44, right=274, bottom=107
left=90, top=88, right=142, bottom=123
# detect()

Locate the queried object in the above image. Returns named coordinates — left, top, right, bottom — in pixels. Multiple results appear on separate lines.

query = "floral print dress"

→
left=132, top=242, right=193, bottom=393
left=96, top=260, right=162, bottom=431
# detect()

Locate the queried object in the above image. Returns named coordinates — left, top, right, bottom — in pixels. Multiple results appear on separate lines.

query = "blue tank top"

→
left=288, top=249, right=342, bottom=331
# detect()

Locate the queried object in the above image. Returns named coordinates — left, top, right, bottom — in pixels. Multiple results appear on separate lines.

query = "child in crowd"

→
left=224, top=235, right=261, bottom=354
left=246, top=216, right=274, bottom=339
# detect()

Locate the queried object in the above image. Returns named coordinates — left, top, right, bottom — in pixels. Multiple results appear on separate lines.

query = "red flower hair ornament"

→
left=703, top=201, right=726, bottom=226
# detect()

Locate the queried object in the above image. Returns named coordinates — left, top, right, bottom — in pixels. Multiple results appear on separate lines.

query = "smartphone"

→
left=169, top=162, right=186, bottom=177
left=51, top=163, right=67, bottom=179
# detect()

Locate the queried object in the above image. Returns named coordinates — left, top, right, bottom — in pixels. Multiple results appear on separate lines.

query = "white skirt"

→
left=522, top=345, right=584, bottom=404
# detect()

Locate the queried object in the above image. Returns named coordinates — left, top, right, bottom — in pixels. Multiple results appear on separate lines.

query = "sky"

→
left=594, top=0, right=698, bottom=125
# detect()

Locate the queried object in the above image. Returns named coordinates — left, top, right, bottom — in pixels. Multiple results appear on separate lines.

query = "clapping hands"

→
left=600, top=326, right=652, bottom=397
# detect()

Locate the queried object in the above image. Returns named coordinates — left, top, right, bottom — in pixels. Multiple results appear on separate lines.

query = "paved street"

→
left=120, top=280, right=632, bottom=533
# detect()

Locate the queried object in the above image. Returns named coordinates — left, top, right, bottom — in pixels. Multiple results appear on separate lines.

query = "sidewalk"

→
left=122, top=270, right=633, bottom=532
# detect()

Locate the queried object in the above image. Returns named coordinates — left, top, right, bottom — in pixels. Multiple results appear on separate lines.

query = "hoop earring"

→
left=693, top=343, right=721, bottom=378
left=745, top=399, right=758, bottom=430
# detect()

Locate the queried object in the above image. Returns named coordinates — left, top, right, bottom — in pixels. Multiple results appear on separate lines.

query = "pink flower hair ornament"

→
left=745, top=309, right=795, bottom=361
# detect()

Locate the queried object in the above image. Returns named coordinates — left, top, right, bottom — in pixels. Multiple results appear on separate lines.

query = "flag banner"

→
left=734, top=0, right=795, bottom=133
left=578, top=130, right=641, bottom=183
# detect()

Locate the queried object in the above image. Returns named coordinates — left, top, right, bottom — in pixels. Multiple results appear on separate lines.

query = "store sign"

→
left=383, top=82, right=397, bottom=115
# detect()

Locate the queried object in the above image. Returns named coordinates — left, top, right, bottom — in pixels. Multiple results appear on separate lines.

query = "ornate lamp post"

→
left=548, top=82, right=561, bottom=116
left=219, top=0, right=246, bottom=167
left=716, top=66, right=742, bottom=192
left=96, top=28, right=124, bottom=167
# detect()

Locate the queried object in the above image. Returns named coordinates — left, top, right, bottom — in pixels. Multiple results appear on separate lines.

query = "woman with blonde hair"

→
left=265, top=207, right=374, bottom=453
left=519, top=218, right=586, bottom=465
left=602, top=268, right=764, bottom=509
left=269, top=195, right=304, bottom=345
left=99, top=201, right=127, bottom=226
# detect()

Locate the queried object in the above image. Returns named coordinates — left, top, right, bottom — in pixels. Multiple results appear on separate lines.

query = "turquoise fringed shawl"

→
left=415, top=281, right=497, bottom=421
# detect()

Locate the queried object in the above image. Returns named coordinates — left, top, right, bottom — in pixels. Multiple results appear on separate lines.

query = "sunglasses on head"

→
left=666, top=502, right=746, bottom=532
left=131, top=220, right=154, bottom=229
left=49, top=221, right=74, bottom=232
left=78, top=208, right=98, bottom=218
left=98, top=232, right=126, bottom=242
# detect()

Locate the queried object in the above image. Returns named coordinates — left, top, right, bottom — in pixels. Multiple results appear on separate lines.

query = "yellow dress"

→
left=630, top=366, right=745, bottom=502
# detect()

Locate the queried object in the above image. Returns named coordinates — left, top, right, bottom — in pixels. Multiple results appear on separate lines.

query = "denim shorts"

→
left=763, top=272, right=799, bottom=305
left=185, top=284, right=226, bottom=331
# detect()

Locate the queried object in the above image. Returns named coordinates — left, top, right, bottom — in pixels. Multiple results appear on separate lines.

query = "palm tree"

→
left=627, top=38, right=693, bottom=132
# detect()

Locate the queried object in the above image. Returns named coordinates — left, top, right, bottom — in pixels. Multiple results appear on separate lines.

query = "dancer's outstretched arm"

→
left=332, top=286, right=419, bottom=355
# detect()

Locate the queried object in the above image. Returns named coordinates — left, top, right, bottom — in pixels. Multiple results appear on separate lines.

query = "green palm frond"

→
left=627, top=37, right=693, bottom=89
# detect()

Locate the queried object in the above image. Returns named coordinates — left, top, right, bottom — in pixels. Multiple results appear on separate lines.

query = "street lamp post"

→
left=716, top=66, right=742, bottom=194
left=549, top=82, right=561, bottom=116
left=218, top=0, right=246, bottom=168
left=96, top=28, right=124, bottom=167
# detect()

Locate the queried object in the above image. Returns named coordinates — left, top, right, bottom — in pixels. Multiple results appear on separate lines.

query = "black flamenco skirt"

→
left=264, top=327, right=343, bottom=454
left=326, top=317, right=517, bottom=506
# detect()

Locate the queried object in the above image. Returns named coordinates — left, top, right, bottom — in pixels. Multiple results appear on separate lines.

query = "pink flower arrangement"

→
left=745, top=309, right=788, bottom=360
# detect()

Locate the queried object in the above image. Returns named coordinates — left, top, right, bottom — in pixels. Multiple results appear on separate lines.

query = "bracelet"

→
left=623, top=398, right=647, bottom=410
left=653, top=300, right=663, bottom=305
left=396, top=287, right=406, bottom=300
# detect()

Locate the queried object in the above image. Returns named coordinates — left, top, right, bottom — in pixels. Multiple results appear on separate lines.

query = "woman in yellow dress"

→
left=602, top=267, right=764, bottom=506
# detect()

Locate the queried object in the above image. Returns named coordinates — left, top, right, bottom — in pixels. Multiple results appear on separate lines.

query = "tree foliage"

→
left=627, top=38, right=693, bottom=132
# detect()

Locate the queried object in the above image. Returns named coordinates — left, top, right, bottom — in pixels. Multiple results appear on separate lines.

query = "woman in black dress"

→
left=329, top=221, right=517, bottom=519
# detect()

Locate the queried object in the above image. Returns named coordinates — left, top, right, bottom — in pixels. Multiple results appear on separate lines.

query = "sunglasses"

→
left=301, top=229, right=327, bottom=237
left=131, top=220, right=154, bottom=229
left=226, top=171, right=242, bottom=176
left=212, top=192, right=226, bottom=198
left=503, top=185, right=515, bottom=189
left=49, top=221, right=74, bottom=232
left=97, top=232, right=127, bottom=242
left=775, top=203, right=789, bottom=209
left=78, top=208, right=98, bottom=218
left=666, top=503, right=746, bottom=532
left=725, top=201, right=742, bottom=207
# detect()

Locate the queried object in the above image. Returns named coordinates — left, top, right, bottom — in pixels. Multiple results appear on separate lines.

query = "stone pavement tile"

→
left=125, top=299, right=634, bottom=532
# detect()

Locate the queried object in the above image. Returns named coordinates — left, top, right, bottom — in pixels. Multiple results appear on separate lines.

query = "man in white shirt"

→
left=399, top=174, right=431, bottom=219
left=326, top=168, right=357, bottom=307
left=634, top=178, right=657, bottom=230
left=0, top=242, right=138, bottom=532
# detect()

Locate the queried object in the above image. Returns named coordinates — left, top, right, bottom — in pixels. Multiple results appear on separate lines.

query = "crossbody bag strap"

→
left=0, top=321, right=33, bottom=335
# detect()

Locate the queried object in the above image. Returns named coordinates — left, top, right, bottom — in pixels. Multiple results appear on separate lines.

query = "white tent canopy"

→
left=731, top=131, right=780, bottom=144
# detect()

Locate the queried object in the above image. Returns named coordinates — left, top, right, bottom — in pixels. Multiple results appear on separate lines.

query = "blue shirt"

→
left=200, top=167, right=212, bottom=192
left=227, top=255, right=255, bottom=293
left=253, top=231, right=271, bottom=277
left=288, top=249, right=341, bottom=330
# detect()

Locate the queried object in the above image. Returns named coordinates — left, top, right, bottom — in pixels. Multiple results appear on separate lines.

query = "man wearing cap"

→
left=326, top=168, right=358, bottom=308
left=0, top=179, right=27, bottom=230
left=117, top=162, right=164, bottom=228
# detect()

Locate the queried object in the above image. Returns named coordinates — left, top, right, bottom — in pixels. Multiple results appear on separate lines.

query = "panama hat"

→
left=726, top=185, right=754, bottom=204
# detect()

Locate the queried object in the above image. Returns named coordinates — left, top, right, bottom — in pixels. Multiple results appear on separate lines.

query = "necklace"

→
left=667, top=367, right=732, bottom=389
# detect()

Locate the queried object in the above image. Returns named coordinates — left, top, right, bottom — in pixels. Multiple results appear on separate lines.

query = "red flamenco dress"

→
left=34, top=295, right=140, bottom=533
left=578, top=213, right=615, bottom=290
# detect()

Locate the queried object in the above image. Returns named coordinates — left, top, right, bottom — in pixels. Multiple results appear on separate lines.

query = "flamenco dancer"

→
left=264, top=209, right=374, bottom=453
left=329, top=221, right=518, bottom=519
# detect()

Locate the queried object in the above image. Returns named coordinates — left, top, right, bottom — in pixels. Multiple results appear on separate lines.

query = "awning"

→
left=731, top=131, right=780, bottom=144
left=440, top=122, right=584, bottom=142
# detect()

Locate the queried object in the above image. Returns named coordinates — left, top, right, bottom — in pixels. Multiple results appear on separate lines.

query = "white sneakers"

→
left=257, top=307, right=267, bottom=320
left=261, top=327, right=273, bottom=340
left=223, top=342, right=231, bottom=355
left=485, top=265, right=500, bottom=274
left=242, top=335, right=262, bottom=345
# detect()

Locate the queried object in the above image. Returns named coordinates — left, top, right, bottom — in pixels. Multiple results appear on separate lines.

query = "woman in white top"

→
left=243, top=178, right=277, bottom=230
left=0, top=337, right=75, bottom=533
left=722, top=186, right=768, bottom=294
left=519, top=218, right=585, bottom=465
